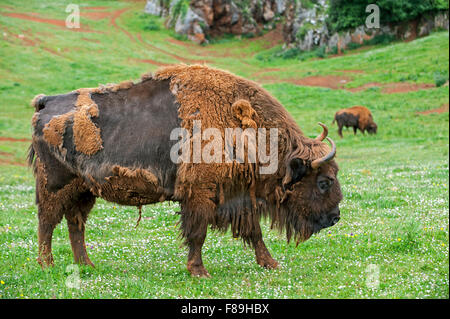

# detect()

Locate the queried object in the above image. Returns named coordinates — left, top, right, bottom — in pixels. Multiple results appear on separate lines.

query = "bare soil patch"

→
left=381, top=82, right=435, bottom=94
left=84, top=6, right=110, bottom=10
left=82, top=11, right=113, bottom=21
left=348, top=82, right=435, bottom=93
left=0, top=137, right=31, bottom=143
left=417, top=103, right=449, bottom=115
left=287, top=75, right=352, bottom=89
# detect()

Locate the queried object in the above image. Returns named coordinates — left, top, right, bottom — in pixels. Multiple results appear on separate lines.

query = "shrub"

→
left=327, top=0, right=449, bottom=33
left=434, top=71, right=449, bottom=87
left=144, top=21, right=161, bottom=31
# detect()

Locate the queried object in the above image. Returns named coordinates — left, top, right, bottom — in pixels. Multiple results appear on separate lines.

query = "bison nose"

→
left=331, top=215, right=340, bottom=226
left=329, top=207, right=340, bottom=226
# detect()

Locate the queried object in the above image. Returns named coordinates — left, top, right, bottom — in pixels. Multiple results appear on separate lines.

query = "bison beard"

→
left=28, top=64, right=342, bottom=277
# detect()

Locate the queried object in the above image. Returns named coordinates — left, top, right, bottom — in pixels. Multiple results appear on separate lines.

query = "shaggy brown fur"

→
left=151, top=65, right=339, bottom=255
left=72, top=88, right=103, bottom=155
left=34, top=82, right=138, bottom=157
left=42, top=112, right=74, bottom=151
left=93, top=165, right=167, bottom=206
left=31, top=112, right=40, bottom=128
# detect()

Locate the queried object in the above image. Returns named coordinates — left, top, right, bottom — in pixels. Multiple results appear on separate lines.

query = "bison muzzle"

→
left=28, top=65, right=343, bottom=277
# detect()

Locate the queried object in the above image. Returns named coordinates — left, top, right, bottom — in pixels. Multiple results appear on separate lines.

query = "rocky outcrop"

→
left=145, top=0, right=449, bottom=47
left=145, top=0, right=287, bottom=44
left=283, top=0, right=449, bottom=52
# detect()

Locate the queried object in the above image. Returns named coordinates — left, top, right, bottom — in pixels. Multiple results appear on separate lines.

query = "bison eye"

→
left=317, top=176, right=334, bottom=193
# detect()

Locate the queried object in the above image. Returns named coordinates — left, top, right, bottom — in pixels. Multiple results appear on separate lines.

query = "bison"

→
left=333, top=106, right=377, bottom=137
left=28, top=65, right=342, bottom=277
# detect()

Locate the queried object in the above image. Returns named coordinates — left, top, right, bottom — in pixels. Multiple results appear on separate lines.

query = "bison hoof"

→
left=188, top=265, right=211, bottom=278
left=37, top=256, right=54, bottom=269
left=257, top=257, right=279, bottom=270
left=78, top=259, right=95, bottom=268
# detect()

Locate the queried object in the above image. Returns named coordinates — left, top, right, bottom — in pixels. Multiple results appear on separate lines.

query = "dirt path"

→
left=110, top=8, right=136, bottom=42
left=417, top=103, right=449, bottom=115
left=136, top=33, right=211, bottom=64
left=1, top=12, right=96, bottom=33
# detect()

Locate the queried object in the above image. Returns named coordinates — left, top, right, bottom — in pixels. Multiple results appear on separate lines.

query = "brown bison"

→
left=28, top=65, right=342, bottom=277
left=333, top=106, right=377, bottom=137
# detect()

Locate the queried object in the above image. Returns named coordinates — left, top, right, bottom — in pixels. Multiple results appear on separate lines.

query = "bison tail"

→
left=27, top=144, right=36, bottom=169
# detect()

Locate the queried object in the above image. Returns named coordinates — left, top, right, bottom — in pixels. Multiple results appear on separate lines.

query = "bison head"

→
left=366, top=122, right=378, bottom=134
left=279, top=123, right=343, bottom=242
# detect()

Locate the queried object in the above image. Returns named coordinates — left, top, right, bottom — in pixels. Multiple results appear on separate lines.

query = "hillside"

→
left=0, top=0, right=448, bottom=299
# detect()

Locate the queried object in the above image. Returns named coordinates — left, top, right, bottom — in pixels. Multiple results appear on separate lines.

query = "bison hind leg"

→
left=35, top=155, right=96, bottom=268
left=65, top=191, right=96, bottom=267
left=37, top=206, right=62, bottom=268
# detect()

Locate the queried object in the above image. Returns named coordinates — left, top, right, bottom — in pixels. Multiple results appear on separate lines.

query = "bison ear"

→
left=282, top=158, right=308, bottom=190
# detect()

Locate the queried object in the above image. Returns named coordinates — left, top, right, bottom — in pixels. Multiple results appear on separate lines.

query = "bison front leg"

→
left=246, top=223, right=279, bottom=269
left=180, top=205, right=211, bottom=278
left=65, top=192, right=96, bottom=267
left=337, top=123, right=344, bottom=138
left=186, top=225, right=210, bottom=278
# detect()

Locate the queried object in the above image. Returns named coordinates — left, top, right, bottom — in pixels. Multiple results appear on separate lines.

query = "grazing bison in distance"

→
left=333, top=106, right=377, bottom=137
left=28, top=65, right=342, bottom=277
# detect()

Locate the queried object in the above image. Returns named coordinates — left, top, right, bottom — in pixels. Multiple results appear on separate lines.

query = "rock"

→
left=274, top=0, right=286, bottom=15
left=145, top=0, right=282, bottom=43
left=144, top=0, right=163, bottom=16
left=435, top=11, right=450, bottom=30
left=174, top=7, right=208, bottom=44
left=263, top=2, right=275, bottom=22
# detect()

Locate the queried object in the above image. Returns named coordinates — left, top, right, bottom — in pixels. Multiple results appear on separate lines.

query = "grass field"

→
left=0, top=0, right=448, bottom=299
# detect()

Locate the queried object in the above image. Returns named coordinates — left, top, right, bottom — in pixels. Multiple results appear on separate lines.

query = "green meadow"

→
left=0, top=0, right=448, bottom=298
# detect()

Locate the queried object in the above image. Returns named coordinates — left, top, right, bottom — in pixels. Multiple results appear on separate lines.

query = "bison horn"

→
left=315, top=122, right=328, bottom=141
left=311, top=137, right=336, bottom=169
